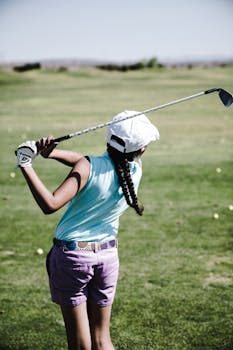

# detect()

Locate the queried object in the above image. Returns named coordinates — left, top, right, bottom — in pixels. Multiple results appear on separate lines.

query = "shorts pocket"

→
left=46, top=247, right=53, bottom=277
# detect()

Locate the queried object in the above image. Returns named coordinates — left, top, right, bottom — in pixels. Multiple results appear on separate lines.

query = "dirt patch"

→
left=0, top=250, right=15, bottom=256
left=204, top=273, right=232, bottom=286
left=206, top=256, right=232, bottom=269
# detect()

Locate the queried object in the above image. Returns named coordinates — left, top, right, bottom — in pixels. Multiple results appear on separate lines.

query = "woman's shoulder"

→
left=88, top=152, right=112, bottom=167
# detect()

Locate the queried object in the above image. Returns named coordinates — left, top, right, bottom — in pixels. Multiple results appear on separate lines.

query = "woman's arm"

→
left=46, top=149, right=85, bottom=167
left=20, top=156, right=90, bottom=214
left=37, top=136, right=84, bottom=167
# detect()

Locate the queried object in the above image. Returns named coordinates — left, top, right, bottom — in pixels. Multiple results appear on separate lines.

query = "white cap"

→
left=107, top=110, right=160, bottom=153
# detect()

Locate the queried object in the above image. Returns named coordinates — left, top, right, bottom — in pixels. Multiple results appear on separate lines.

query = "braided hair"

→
left=107, top=144, right=144, bottom=216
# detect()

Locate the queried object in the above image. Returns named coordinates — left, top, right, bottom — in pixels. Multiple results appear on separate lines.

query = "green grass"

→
left=0, top=65, right=233, bottom=350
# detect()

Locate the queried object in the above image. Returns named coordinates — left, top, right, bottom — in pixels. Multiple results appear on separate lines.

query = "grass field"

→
left=0, top=65, right=233, bottom=350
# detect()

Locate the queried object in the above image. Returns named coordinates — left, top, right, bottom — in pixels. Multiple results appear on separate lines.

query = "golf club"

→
left=53, top=87, right=232, bottom=143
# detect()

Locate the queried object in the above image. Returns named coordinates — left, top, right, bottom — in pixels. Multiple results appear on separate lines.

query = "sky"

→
left=0, top=0, right=233, bottom=64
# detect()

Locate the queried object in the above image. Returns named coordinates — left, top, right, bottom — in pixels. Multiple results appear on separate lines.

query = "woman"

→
left=16, top=110, right=160, bottom=350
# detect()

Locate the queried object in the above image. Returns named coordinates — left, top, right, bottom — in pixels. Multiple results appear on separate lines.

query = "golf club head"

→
left=219, top=89, right=233, bottom=107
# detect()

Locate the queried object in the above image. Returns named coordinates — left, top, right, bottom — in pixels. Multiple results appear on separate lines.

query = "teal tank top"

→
left=55, top=152, right=142, bottom=242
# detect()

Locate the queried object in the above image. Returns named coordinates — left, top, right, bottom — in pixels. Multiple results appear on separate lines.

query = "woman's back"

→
left=55, top=152, right=142, bottom=242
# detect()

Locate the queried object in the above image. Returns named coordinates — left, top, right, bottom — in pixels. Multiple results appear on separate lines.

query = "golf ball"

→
left=229, top=205, right=233, bottom=211
left=10, top=172, right=16, bottom=178
left=36, top=248, right=43, bottom=255
left=213, top=213, right=219, bottom=220
left=216, top=168, right=222, bottom=173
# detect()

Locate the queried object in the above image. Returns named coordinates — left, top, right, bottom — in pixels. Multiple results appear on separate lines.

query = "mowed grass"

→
left=0, top=65, right=233, bottom=350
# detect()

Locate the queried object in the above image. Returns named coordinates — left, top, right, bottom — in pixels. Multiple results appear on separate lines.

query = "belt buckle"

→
left=77, top=242, right=89, bottom=251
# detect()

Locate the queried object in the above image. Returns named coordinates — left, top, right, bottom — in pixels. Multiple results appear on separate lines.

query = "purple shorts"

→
left=46, top=243, right=119, bottom=307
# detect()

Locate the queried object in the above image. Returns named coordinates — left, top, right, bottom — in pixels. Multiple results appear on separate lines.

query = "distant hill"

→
left=0, top=57, right=233, bottom=70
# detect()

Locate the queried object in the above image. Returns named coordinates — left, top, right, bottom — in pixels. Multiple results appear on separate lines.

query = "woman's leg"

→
left=61, top=302, right=92, bottom=350
left=87, top=303, right=115, bottom=350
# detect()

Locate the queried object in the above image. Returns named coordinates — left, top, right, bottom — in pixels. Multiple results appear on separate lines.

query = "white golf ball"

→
left=228, top=205, right=233, bottom=211
left=216, top=168, right=222, bottom=173
left=213, top=213, right=219, bottom=220
left=10, top=172, right=16, bottom=178
left=36, top=248, right=43, bottom=255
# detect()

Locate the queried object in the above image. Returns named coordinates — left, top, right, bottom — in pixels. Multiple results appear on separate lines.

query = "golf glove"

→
left=16, top=141, right=38, bottom=167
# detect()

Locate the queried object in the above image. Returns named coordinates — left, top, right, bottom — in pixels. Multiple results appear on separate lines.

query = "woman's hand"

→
left=36, top=136, right=84, bottom=167
left=36, top=135, right=58, bottom=158
left=16, top=140, right=38, bottom=167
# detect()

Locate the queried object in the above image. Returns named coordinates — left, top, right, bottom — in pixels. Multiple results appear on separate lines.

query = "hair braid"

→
left=107, top=145, right=144, bottom=216
left=122, top=159, right=144, bottom=215
left=116, top=161, right=133, bottom=207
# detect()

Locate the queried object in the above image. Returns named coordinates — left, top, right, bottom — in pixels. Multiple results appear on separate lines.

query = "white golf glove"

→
left=16, top=140, right=38, bottom=168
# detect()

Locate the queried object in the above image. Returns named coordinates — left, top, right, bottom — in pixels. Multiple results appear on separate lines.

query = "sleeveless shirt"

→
left=55, top=152, right=142, bottom=242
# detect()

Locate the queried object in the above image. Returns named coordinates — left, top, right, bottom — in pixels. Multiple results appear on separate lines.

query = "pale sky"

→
left=0, top=0, right=233, bottom=64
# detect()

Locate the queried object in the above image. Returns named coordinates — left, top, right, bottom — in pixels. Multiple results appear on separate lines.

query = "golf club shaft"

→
left=53, top=88, right=219, bottom=143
